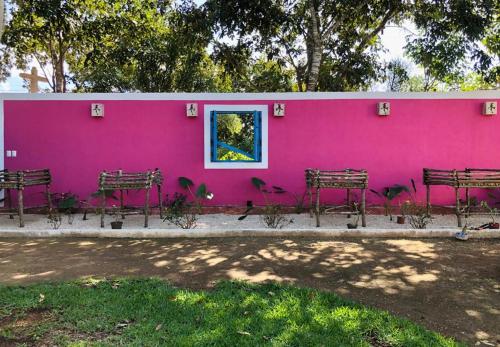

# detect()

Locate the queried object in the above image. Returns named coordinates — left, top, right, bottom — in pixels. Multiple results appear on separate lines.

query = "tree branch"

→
left=356, top=7, right=398, bottom=54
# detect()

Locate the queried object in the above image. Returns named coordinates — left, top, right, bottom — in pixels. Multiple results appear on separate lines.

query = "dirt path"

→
left=0, top=237, right=498, bottom=346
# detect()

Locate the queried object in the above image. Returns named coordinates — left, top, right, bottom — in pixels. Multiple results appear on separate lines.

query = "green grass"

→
left=0, top=278, right=461, bottom=346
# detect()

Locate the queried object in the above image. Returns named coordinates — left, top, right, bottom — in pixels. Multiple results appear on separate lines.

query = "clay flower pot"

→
left=111, top=221, right=123, bottom=229
left=397, top=216, right=405, bottom=224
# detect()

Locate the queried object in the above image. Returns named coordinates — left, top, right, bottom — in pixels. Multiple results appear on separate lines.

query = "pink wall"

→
left=3, top=96, right=500, bottom=207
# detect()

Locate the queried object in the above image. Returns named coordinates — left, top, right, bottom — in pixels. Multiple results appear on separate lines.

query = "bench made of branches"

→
left=0, top=169, right=52, bottom=227
left=306, top=168, right=368, bottom=227
left=423, top=168, right=500, bottom=226
left=99, top=169, right=163, bottom=228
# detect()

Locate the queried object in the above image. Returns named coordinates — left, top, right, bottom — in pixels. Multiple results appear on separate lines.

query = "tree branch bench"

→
left=0, top=169, right=52, bottom=227
left=99, top=169, right=163, bottom=228
left=423, top=168, right=500, bottom=227
left=306, top=168, right=368, bottom=227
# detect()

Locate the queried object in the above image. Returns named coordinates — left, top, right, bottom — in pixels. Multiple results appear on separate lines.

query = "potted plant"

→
left=110, top=206, right=123, bottom=229
left=480, top=201, right=499, bottom=229
left=398, top=200, right=411, bottom=224
left=371, top=184, right=410, bottom=221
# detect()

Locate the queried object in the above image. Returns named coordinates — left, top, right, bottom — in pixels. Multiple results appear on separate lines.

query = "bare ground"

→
left=0, top=237, right=498, bottom=346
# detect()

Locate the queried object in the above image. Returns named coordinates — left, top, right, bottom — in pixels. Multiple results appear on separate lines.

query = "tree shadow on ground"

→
left=0, top=237, right=498, bottom=345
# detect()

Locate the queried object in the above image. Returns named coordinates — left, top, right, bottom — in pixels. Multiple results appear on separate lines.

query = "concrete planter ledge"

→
left=0, top=213, right=499, bottom=239
left=0, top=227, right=499, bottom=239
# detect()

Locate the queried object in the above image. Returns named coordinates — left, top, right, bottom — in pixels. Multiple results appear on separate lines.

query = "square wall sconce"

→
left=377, top=102, right=390, bottom=116
left=273, top=103, right=285, bottom=117
left=186, top=103, right=198, bottom=117
left=483, top=101, right=497, bottom=116
left=91, top=103, right=104, bottom=117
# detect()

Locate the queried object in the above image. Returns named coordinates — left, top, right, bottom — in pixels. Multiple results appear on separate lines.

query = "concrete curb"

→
left=0, top=228, right=499, bottom=239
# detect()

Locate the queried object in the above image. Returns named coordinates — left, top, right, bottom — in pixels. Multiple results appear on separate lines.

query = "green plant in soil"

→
left=0, top=279, right=462, bottom=346
left=162, top=177, right=212, bottom=229
left=371, top=184, right=410, bottom=221
left=480, top=200, right=498, bottom=225
left=239, top=177, right=293, bottom=229
left=406, top=203, right=433, bottom=229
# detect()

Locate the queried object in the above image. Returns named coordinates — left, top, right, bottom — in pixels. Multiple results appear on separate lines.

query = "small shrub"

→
left=239, top=177, right=293, bottom=228
left=162, top=177, right=212, bottom=229
left=47, top=210, right=62, bottom=229
left=261, top=204, right=294, bottom=229
left=163, top=193, right=198, bottom=229
left=406, top=203, right=433, bottom=229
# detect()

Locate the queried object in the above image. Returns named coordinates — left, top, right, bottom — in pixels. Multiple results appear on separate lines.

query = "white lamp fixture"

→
left=273, top=103, right=285, bottom=117
left=91, top=103, right=104, bottom=117
left=377, top=101, right=390, bottom=116
left=186, top=103, right=198, bottom=117
left=483, top=101, right=497, bottom=116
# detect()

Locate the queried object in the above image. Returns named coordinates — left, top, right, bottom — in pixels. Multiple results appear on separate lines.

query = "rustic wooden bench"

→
left=99, top=169, right=163, bottom=228
left=423, top=168, right=500, bottom=226
left=0, top=169, right=52, bottom=227
left=306, top=168, right=368, bottom=227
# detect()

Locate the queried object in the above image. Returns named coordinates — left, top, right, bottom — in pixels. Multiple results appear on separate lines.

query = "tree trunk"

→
left=54, top=54, right=66, bottom=93
left=306, top=2, right=322, bottom=92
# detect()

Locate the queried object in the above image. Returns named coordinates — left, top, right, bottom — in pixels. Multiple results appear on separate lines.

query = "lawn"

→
left=0, top=279, right=461, bottom=346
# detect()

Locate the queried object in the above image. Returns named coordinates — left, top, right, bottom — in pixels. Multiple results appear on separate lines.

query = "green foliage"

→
left=406, top=203, right=433, bottom=229
left=260, top=204, right=293, bottom=229
left=385, top=58, right=410, bottom=92
left=163, top=193, right=198, bottom=229
left=251, top=177, right=266, bottom=190
left=163, top=177, right=212, bottom=229
left=178, top=177, right=194, bottom=189
left=405, top=0, right=498, bottom=90
left=216, top=112, right=255, bottom=160
left=242, top=177, right=293, bottom=227
left=480, top=200, right=498, bottom=224
left=1, top=0, right=496, bottom=91
left=382, top=185, right=410, bottom=201
left=0, top=279, right=462, bottom=346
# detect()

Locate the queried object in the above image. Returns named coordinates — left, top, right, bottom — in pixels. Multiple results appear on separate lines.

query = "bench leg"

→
left=46, top=184, right=52, bottom=212
left=144, top=189, right=150, bottom=228
left=361, top=188, right=366, bottom=227
left=120, top=189, right=125, bottom=219
left=426, top=185, right=431, bottom=216
left=346, top=188, right=351, bottom=218
left=18, top=189, right=24, bottom=228
left=315, top=188, right=320, bottom=227
left=7, top=188, right=13, bottom=219
left=465, top=188, right=470, bottom=217
left=308, top=185, right=313, bottom=218
left=455, top=188, right=462, bottom=227
left=158, top=185, right=163, bottom=219
left=100, top=191, right=105, bottom=228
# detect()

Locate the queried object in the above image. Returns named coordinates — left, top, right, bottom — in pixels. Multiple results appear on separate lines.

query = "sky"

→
left=0, top=14, right=413, bottom=93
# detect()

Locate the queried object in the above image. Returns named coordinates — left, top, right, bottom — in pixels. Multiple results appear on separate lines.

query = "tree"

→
left=405, top=0, right=498, bottom=91
left=385, top=59, right=410, bottom=92
left=207, top=0, right=407, bottom=92
left=206, top=0, right=498, bottom=92
left=70, top=1, right=232, bottom=92
left=1, top=0, right=100, bottom=92
left=1, top=0, right=231, bottom=93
